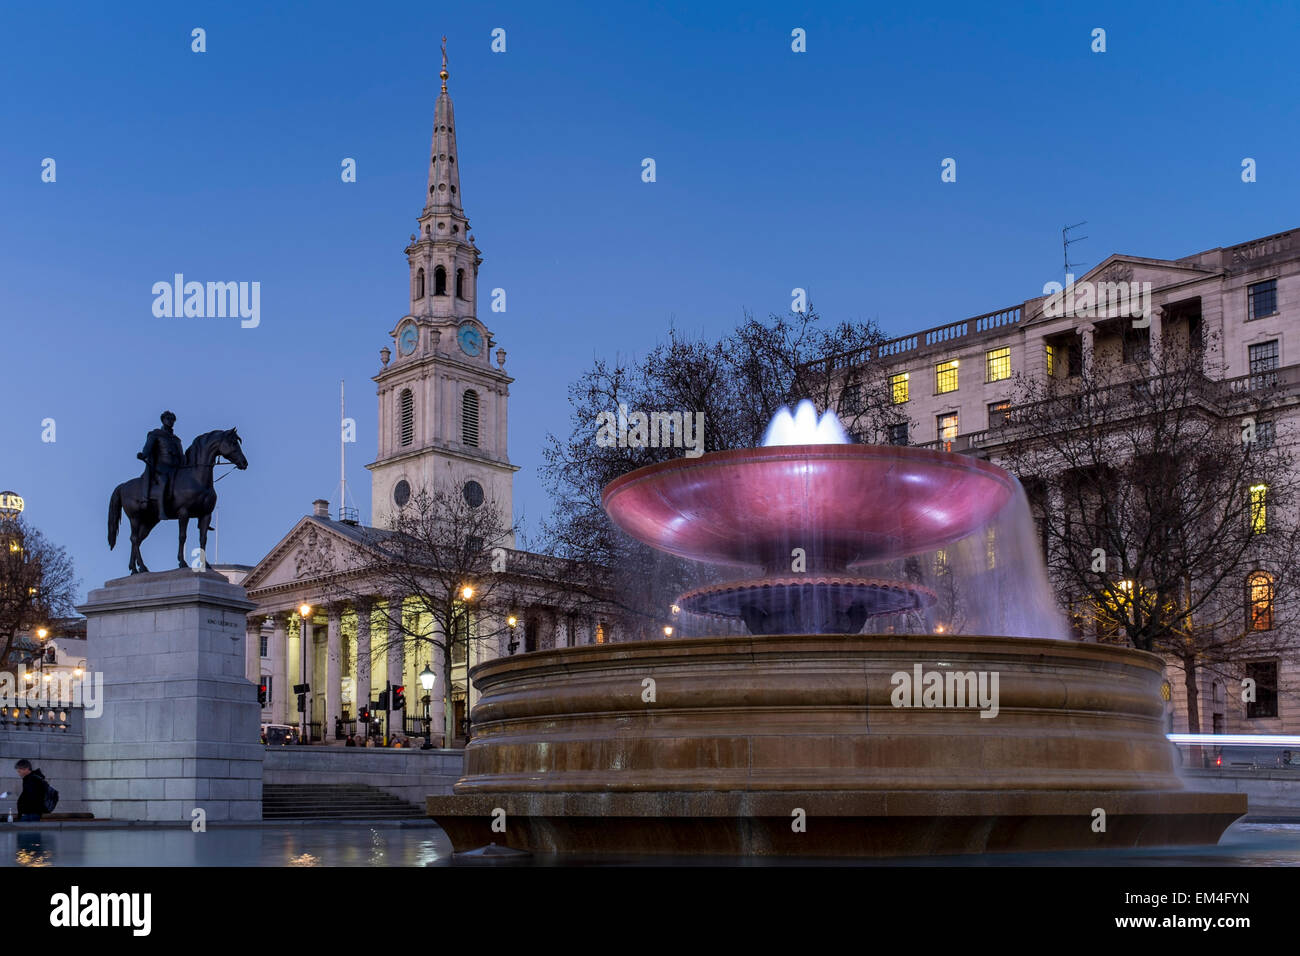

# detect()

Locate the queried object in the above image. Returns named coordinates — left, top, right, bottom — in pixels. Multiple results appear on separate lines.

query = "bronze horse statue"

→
left=108, top=428, right=248, bottom=574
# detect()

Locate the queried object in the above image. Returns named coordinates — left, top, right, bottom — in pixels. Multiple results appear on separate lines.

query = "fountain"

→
left=427, top=403, right=1246, bottom=857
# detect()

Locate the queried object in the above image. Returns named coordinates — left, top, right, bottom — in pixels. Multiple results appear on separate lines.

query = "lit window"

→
left=1045, top=344, right=1056, bottom=377
left=937, top=412, right=958, bottom=450
left=935, top=360, right=959, bottom=394
left=1247, top=571, right=1274, bottom=630
left=890, top=372, right=909, bottom=404
left=988, top=401, right=1011, bottom=428
left=986, top=347, right=1011, bottom=382
left=1250, top=483, right=1268, bottom=534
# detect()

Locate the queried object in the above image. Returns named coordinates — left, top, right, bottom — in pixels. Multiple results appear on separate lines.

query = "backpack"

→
left=41, top=777, right=58, bottom=814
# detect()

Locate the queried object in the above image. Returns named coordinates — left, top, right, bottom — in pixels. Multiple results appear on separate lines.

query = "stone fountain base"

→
left=426, top=635, right=1247, bottom=857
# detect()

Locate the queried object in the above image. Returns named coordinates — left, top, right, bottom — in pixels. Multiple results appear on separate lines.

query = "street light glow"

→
left=461, top=585, right=475, bottom=601
left=299, top=603, right=312, bottom=619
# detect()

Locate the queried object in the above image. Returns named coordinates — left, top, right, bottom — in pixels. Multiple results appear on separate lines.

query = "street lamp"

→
left=298, top=603, right=312, bottom=743
left=419, top=663, right=436, bottom=749
left=461, top=585, right=475, bottom=601
left=663, top=625, right=674, bottom=637
left=507, top=615, right=519, bottom=655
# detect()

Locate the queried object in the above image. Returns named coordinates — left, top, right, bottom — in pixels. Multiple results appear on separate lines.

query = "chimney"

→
left=313, top=499, right=329, bottom=518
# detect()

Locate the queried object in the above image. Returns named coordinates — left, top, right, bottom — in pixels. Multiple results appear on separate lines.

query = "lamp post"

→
left=419, top=663, right=436, bottom=749
left=507, top=615, right=518, bottom=655
left=458, top=584, right=476, bottom=744
left=298, top=603, right=312, bottom=743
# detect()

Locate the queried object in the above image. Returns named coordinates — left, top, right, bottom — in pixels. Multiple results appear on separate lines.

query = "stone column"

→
left=554, top=613, right=569, bottom=649
left=245, top=618, right=261, bottom=684
left=386, top=601, right=404, bottom=740
left=299, top=613, right=314, bottom=741
left=573, top=616, right=591, bottom=647
left=356, top=600, right=372, bottom=729
left=1078, top=323, right=1095, bottom=377
left=1146, top=305, right=1164, bottom=372
left=432, top=616, right=448, bottom=745
left=326, top=605, right=342, bottom=741
left=272, top=614, right=288, bottom=724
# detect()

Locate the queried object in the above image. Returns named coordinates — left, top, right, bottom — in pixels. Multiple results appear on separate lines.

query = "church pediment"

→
left=242, top=517, right=373, bottom=593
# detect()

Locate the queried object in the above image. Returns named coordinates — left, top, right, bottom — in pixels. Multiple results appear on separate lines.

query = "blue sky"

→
left=2, top=0, right=1297, bottom=599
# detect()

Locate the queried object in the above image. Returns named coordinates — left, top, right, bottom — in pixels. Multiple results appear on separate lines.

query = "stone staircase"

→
left=262, top=784, right=427, bottom=820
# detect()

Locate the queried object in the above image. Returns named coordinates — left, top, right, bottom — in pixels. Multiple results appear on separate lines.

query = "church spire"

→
left=425, top=36, right=463, bottom=218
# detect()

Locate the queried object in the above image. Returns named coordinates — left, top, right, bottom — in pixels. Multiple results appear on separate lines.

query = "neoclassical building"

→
left=816, top=226, right=1300, bottom=735
left=237, top=54, right=624, bottom=745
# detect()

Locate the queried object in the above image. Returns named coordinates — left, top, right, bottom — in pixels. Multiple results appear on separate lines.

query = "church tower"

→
left=367, top=40, right=517, bottom=540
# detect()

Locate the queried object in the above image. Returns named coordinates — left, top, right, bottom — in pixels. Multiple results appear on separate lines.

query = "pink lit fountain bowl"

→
left=602, top=406, right=1017, bottom=634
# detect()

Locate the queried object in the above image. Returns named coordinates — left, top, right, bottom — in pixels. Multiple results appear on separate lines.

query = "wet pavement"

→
left=2, top=819, right=1298, bottom=866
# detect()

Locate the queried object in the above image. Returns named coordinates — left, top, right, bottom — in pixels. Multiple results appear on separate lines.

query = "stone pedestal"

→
left=78, top=569, right=263, bottom=822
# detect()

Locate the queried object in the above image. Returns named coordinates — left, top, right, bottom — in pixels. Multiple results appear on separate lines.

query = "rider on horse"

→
left=137, top=410, right=184, bottom=519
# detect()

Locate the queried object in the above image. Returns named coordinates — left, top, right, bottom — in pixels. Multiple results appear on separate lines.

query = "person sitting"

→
left=345, top=735, right=357, bottom=747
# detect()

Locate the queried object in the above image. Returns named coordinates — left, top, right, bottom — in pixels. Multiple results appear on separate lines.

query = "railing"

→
left=0, top=704, right=81, bottom=734
left=1227, top=229, right=1298, bottom=268
left=817, top=304, right=1022, bottom=374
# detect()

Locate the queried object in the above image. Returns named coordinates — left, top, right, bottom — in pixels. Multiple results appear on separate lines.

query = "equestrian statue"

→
left=108, top=411, right=249, bottom=574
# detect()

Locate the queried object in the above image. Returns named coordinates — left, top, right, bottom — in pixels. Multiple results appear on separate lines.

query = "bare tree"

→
left=330, top=482, right=518, bottom=747
left=998, top=329, right=1300, bottom=732
left=541, top=308, right=891, bottom=636
left=0, top=516, right=78, bottom=685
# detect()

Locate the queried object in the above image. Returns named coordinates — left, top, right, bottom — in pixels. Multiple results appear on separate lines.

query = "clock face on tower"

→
left=457, top=322, right=483, bottom=356
left=398, top=323, right=418, bottom=356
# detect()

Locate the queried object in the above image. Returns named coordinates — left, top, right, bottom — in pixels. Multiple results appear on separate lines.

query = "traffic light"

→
left=392, top=685, right=406, bottom=710
left=358, top=706, right=370, bottom=722
left=257, top=682, right=267, bottom=705
left=377, top=689, right=389, bottom=710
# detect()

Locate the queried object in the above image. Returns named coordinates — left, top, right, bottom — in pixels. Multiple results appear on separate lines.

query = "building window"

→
left=1245, top=660, right=1278, bottom=719
left=455, top=268, right=466, bottom=299
left=935, top=360, right=958, bottom=394
left=1122, top=327, right=1151, bottom=364
left=937, top=412, right=958, bottom=449
left=398, top=389, right=414, bottom=447
left=840, top=384, right=862, bottom=415
left=887, top=422, right=909, bottom=445
left=462, top=389, right=480, bottom=446
left=1247, top=571, right=1274, bottom=630
left=889, top=372, right=909, bottom=404
left=393, top=479, right=411, bottom=508
left=988, top=401, right=1011, bottom=428
left=1249, top=339, right=1279, bottom=388
left=595, top=620, right=607, bottom=645
left=462, top=480, right=484, bottom=509
left=1045, top=343, right=1056, bottom=377
left=1255, top=420, right=1276, bottom=447
left=434, top=265, right=448, bottom=296
left=259, top=632, right=269, bottom=658
left=1250, top=483, right=1268, bottom=534
left=1068, top=340, right=1082, bottom=377
left=1248, top=279, right=1278, bottom=319
left=986, top=347, right=1011, bottom=382
left=415, top=268, right=425, bottom=299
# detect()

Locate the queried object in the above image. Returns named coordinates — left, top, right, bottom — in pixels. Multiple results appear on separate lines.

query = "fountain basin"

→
left=427, top=634, right=1246, bottom=856
left=602, top=444, right=1017, bottom=571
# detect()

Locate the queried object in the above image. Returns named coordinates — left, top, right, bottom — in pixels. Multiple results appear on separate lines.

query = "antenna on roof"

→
left=1063, top=221, right=1088, bottom=282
